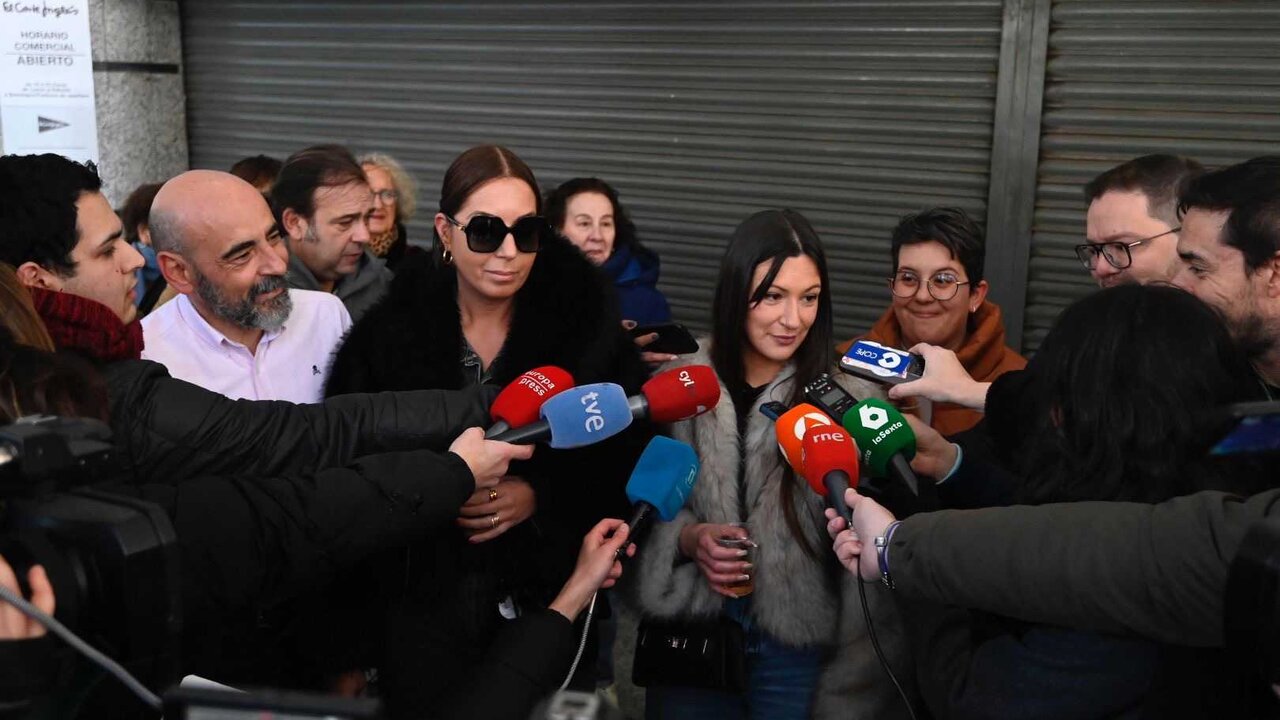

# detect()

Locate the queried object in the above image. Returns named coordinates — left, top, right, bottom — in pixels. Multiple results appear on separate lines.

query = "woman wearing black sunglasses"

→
left=325, top=145, right=650, bottom=718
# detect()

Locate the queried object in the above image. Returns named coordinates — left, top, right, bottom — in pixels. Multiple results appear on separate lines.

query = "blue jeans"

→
left=645, top=598, right=823, bottom=720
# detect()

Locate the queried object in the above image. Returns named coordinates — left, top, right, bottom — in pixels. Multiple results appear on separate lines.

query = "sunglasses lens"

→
left=465, top=216, right=505, bottom=253
left=510, top=217, right=544, bottom=253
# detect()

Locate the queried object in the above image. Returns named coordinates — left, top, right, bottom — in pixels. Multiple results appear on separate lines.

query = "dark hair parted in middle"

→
left=544, top=177, right=638, bottom=251
left=1178, top=155, right=1280, bottom=272
left=270, top=144, right=367, bottom=224
left=432, top=145, right=542, bottom=259
left=890, top=207, right=986, bottom=284
left=710, top=209, right=834, bottom=558
left=991, top=283, right=1264, bottom=505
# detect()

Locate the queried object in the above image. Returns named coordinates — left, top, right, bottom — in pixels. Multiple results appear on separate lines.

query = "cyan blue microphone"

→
left=487, top=382, right=633, bottom=448
left=620, top=436, right=700, bottom=556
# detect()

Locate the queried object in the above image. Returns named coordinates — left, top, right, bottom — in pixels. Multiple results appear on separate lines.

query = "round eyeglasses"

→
left=889, top=270, right=970, bottom=301
left=1074, top=227, right=1180, bottom=271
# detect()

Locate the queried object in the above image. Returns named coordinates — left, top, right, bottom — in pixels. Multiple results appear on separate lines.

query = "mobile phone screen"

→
left=1211, top=412, right=1280, bottom=455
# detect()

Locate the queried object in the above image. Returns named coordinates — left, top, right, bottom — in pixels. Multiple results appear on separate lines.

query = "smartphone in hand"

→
left=838, top=340, right=926, bottom=386
left=629, top=322, right=699, bottom=355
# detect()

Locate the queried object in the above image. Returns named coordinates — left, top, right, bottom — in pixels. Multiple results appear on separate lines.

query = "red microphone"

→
left=632, top=365, right=721, bottom=423
left=800, top=424, right=860, bottom=524
left=485, top=366, right=575, bottom=438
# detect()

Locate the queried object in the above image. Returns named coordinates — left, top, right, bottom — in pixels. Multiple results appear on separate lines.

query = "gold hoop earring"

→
left=441, top=247, right=454, bottom=265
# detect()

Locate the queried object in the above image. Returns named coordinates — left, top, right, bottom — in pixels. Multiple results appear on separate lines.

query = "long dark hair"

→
left=995, top=284, right=1265, bottom=504
left=432, top=145, right=541, bottom=262
left=710, top=209, right=834, bottom=557
left=544, top=177, right=654, bottom=262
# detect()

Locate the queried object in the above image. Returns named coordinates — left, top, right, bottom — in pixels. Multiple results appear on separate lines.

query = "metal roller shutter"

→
left=183, top=0, right=1004, bottom=338
left=1024, top=0, right=1280, bottom=351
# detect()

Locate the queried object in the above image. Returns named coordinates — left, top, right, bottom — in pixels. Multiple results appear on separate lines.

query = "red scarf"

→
left=29, top=287, right=143, bottom=363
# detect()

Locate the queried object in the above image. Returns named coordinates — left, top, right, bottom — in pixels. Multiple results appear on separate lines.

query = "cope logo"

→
left=858, top=405, right=889, bottom=431
left=844, top=341, right=911, bottom=379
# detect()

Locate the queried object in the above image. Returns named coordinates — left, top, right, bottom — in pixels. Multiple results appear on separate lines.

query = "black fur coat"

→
left=324, top=233, right=652, bottom=718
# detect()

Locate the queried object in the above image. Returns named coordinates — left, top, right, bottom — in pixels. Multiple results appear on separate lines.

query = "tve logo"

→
left=581, top=391, right=608, bottom=432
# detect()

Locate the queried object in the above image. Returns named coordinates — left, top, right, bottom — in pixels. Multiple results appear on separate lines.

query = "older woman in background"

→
left=360, top=152, right=424, bottom=271
left=546, top=177, right=672, bottom=326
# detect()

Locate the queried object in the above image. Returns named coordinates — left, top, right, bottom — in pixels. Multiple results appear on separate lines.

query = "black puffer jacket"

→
left=325, top=234, right=650, bottom=718
left=102, top=359, right=496, bottom=484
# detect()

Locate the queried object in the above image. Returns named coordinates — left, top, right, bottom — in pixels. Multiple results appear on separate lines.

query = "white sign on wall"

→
left=0, top=0, right=99, bottom=163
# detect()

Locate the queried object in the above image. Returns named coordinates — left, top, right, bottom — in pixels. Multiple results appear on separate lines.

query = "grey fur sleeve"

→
left=632, top=507, right=724, bottom=620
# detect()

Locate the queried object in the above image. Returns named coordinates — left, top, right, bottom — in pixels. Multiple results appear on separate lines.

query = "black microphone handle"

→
left=483, top=420, right=511, bottom=439
left=888, top=453, right=920, bottom=497
left=824, top=471, right=853, bottom=524
left=487, top=418, right=551, bottom=444
left=616, top=501, right=656, bottom=560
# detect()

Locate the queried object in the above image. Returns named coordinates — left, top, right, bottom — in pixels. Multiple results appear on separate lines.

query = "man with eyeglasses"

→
left=838, top=207, right=1025, bottom=436
left=275, top=144, right=392, bottom=323
left=1077, top=154, right=1204, bottom=288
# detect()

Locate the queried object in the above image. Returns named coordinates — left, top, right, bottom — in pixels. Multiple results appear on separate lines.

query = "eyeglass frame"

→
left=443, top=213, right=545, bottom=254
left=1073, top=227, right=1181, bottom=271
left=372, top=189, right=399, bottom=204
left=887, top=269, right=972, bottom=301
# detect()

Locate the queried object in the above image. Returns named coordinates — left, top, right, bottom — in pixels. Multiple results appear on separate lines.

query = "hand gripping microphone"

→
left=621, top=436, right=700, bottom=555
left=773, top=402, right=836, bottom=470
left=630, top=365, right=721, bottom=423
left=487, top=382, right=633, bottom=448
left=840, top=398, right=920, bottom=496
left=484, top=366, right=575, bottom=438
left=800, top=424, right=860, bottom=524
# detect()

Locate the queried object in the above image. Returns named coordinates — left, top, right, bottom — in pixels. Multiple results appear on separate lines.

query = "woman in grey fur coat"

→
left=634, top=210, right=914, bottom=719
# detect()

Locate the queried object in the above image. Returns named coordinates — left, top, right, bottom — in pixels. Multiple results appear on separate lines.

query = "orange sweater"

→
left=837, top=300, right=1026, bottom=436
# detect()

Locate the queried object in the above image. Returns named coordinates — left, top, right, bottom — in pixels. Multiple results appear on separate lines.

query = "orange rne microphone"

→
left=772, top=402, right=835, bottom=473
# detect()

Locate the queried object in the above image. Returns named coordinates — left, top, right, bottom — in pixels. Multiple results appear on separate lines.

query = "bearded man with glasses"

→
left=1079, top=154, right=1204, bottom=288
left=838, top=207, right=1024, bottom=436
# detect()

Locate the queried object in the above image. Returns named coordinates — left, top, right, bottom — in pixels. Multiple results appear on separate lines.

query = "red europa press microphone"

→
left=484, top=366, right=575, bottom=438
left=800, top=424, right=860, bottom=524
left=630, top=365, right=721, bottom=423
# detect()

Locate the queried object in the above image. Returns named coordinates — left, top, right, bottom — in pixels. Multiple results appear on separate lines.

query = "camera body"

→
left=0, top=415, right=182, bottom=697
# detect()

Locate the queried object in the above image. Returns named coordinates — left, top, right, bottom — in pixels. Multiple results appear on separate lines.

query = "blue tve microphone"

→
left=487, top=382, right=633, bottom=449
left=620, top=436, right=700, bottom=556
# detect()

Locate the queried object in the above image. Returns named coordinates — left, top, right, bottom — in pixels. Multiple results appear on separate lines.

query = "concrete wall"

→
left=88, top=0, right=188, bottom=206
left=0, top=0, right=189, bottom=207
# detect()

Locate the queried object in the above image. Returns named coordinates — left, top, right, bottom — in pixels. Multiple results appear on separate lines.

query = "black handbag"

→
left=632, top=616, right=747, bottom=693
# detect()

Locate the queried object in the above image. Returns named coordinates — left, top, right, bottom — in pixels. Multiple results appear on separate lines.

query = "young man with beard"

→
left=1172, top=156, right=1280, bottom=389
left=142, top=170, right=350, bottom=402
left=275, top=144, right=391, bottom=323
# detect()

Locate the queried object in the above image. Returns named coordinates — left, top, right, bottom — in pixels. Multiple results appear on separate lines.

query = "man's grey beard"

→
left=194, top=271, right=292, bottom=333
